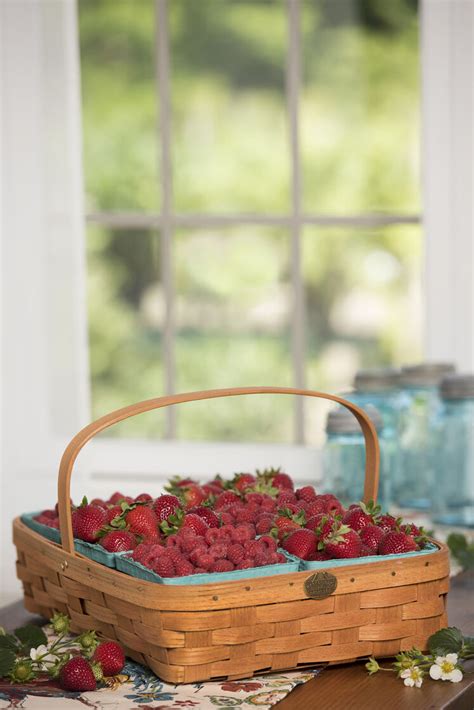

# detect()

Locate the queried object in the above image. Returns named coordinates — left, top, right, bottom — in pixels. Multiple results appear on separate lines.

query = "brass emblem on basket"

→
left=304, top=571, right=337, bottom=599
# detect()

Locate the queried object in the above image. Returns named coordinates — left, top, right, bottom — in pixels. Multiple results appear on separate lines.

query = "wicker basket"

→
left=13, top=387, right=450, bottom=683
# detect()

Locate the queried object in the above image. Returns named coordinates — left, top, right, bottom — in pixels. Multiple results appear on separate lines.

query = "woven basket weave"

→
left=13, top=387, right=450, bottom=683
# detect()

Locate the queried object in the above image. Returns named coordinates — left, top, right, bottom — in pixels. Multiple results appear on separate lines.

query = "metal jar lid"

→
left=326, top=404, right=383, bottom=434
left=354, top=367, right=401, bottom=392
left=440, top=374, right=474, bottom=399
left=400, top=362, right=456, bottom=387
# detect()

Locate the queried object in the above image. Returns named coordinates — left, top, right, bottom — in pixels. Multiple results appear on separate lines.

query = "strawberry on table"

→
left=59, top=657, right=97, bottom=691
left=92, top=641, right=125, bottom=676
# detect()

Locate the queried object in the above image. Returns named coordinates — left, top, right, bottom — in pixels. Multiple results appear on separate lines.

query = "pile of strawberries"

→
left=34, top=468, right=428, bottom=578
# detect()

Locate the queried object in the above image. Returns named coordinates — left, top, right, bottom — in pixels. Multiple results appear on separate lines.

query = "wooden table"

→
left=2, top=571, right=473, bottom=709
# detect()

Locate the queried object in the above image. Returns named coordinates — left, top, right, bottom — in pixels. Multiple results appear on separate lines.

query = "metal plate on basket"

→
left=304, top=571, right=337, bottom=599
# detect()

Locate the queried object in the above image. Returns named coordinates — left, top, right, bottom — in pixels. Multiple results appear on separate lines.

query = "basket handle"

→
left=58, top=386, right=380, bottom=555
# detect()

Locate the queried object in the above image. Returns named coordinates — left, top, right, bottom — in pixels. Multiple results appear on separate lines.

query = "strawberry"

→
left=135, top=492, right=153, bottom=503
left=179, top=484, right=207, bottom=509
left=181, top=513, right=209, bottom=537
left=305, top=513, right=336, bottom=540
left=377, top=514, right=401, bottom=534
left=153, top=494, right=181, bottom=522
left=108, top=491, right=127, bottom=505
left=305, top=498, right=326, bottom=517
left=189, top=506, right=220, bottom=528
left=232, top=473, right=256, bottom=492
left=307, top=550, right=331, bottom=561
left=59, top=657, right=97, bottom=691
left=73, top=504, right=107, bottom=543
left=105, top=505, right=123, bottom=525
left=100, top=531, right=137, bottom=552
left=276, top=491, right=297, bottom=507
left=323, top=525, right=362, bottom=559
left=125, top=506, right=159, bottom=538
left=92, top=641, right=125, bottom=676
left=321, top=494, right=344, bottom=517
left=379, top=531, right=419, bottom=555
left=342, top=506, right=372, bottom=532
left=296, top=486, right=317, bottom=502
left=359, top=524, right=385, bottom=553
left=282, top=529, right=317, bottom=560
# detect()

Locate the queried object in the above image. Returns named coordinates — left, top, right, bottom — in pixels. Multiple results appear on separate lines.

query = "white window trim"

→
left=421, top=0, right=474, bottom=372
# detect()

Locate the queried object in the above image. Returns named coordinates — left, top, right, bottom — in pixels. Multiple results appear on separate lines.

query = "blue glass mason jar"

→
left=322, top=404, right=390, bottom=508
left=393, top=362, right=456, bottom=510
left=350, top=368, right=406, bottom=440
left=432, top=374, right=474, bottom=527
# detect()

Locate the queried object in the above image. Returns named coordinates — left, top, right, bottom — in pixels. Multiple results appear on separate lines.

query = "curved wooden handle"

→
left=58, top=387, right=380, bottom=554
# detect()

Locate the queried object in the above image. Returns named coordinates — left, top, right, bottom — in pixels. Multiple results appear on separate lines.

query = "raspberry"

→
left=219, top=511, right=234, bottom=525
left=204, top=528, right=220, bottom=545
left=254, top=552, right=270, bottom=567
left=276, top=552, right=287, bottom=563
left=218, top=525, right=235, bottom=541
left=255, top=517, right=273, bottom=535
left=208, top=543, right=228, bottom=560
left=194, top=567, right=207, bottom=574
left=245, top=493, right=263, bottom=505
left=153, top=557, right=176, bottom=577
left=234, top=508, right=254, bottom=524
left=277, top=491, right=297, bottom=507
left=166, top=548, right=186, bottom=565
left=210, top=559, right=234, bottom=573
left=244, top=540, right=261, bottom=558
left=175, top=558, right=194, bottom=576
left=227, top=543, right=245, bottom=565
left=296, top=486, right=317, bottom=502
left=215, top=491, right=241, bottom=509
left=194, top=552, right=213, bottom=570
left=180, top=535, right=206, bottom=554
left=257, top=535, right=277, bottom=552
left=305, top=499, right=326, bottom=517
left=260, top=498, right=276, bottom=513
left=232, top=525, right=254, bottom=544
left=236, top=559, right=253, bottom=569
left=165, top=535, right=182, bottom=549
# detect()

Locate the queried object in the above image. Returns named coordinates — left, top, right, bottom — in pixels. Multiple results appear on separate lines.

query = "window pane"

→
left=301, top=0, right=420, bottom=213
left=303, top=224, right=422, bottom=444
left=79, top=0, right=159, bottom=212
left=87, top=226, right=165, bottom=437
left=170, top=0, right=290, bottom=213
left=174, top=227, right=293, bottom=441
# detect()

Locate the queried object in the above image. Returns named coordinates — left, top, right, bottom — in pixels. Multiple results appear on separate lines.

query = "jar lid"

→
left=440, top=374, right=474, bottom=399
left=354, top=367, right=401, bottom=392
left=400, top=362, right=456, bottom=387
left=326, top=404, right=383, bottom=434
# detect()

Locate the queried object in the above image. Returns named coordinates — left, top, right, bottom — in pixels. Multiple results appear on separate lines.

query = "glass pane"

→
left=301, top=0, right=420, bottom=213
left=79, top=0, right=159, bottom=212
left=174, top=227, right=293, bottom=441
left=87, top=226, right=165, bottom=437
left=170, top=0, right=290, bottom=213
left=303, top=224, right=422, bottom=444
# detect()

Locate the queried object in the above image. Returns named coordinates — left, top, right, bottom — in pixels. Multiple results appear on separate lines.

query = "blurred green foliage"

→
left=80, top=0, right=421, bottom=442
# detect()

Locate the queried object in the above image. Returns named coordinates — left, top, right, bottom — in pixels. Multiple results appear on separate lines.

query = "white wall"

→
left=0, top=0, right=90, bottom=604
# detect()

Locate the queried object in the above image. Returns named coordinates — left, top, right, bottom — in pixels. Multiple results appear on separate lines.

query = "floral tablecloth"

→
left=0, top=661, right=321, bottom=709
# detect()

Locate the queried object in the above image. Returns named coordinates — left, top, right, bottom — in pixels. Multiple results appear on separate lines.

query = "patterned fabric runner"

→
left=0, top=661, right=321, bottom=709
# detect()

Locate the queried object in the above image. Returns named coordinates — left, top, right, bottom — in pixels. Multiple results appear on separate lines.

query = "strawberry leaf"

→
left=0, top=648, right=16, bottom=677
left=0, top=635, right=18, bottom=652
left=14, top=625, right=47, bottom=651
left=428, top=627, right=464, bottom=655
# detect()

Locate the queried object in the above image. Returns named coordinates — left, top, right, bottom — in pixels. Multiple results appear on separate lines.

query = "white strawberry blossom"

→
left=400, top=666, right=423, bottom=688
left=429, top=654, right=463, bottom=683
left=30, top=645, right=60, bottom=670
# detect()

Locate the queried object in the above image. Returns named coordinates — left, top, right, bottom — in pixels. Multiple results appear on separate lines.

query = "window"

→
left=79, top=0, right=421, bottom=450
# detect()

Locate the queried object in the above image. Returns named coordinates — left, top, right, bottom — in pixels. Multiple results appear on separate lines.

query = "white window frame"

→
left=81, top=0, right=423, bottom=493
